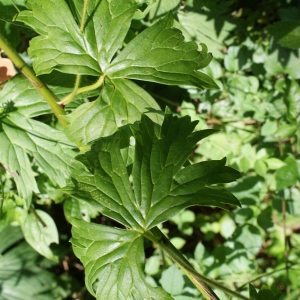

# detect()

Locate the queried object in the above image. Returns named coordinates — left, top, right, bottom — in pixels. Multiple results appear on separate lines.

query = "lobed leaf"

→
left=106, top=13, right=218, bottom=89
left=70, top=218, right=172, bottom=299
left=17, top=0, right=153, bottom=76
left=65, top=111, right=240, bottom=230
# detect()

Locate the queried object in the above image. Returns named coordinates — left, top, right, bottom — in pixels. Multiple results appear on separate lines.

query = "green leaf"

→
left=264, top=158, right=286, bottom=170
left=176, top=10, right=236, bottom=59
left=106, top=13, right=217, bottom=89
left=70, top=218, right=171, bottom=299
left=160, top=265, right=185, bottom=296
left=17, top=0, right=149, bottom=75
left=64, top=111, right=240, bottom=231
left=275, top=155, right=299, bottom=190
left=147, top=0, right=181, bottom=20
left=63, top=78, right=163, bottom=144
left=274, top=124, right=298, bottom=139
left=249, top=284, right=258, bottom=300
left=254, top=159, right=267, bottom=177
left=0, top=226, right=59, bottom=299
left=0, top=76, right=80, bottom=207
left=268, top=20, right=300, bottom=49
left=22, top=209, right=59, bottom=261
left=231, top=224, right=263, bottom=259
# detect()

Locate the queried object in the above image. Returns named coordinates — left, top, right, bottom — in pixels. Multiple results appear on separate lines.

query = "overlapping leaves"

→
left=0, top=76, right=77, bottom=208
left=66, top=111, right=240, bottom=298
left=17, top=0, right=218, bottom=144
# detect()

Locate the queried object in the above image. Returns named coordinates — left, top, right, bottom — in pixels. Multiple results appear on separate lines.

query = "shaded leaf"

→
left=268, top=20, right=300, bottom=49
left=0, top=75, right=81, bottom=207
left=22, top=209, right=59, bottom=261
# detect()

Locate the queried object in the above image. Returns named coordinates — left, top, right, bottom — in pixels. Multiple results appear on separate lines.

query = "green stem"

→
left=0, top=173, right=4, bottom=219
left=62, top=0, right=89, bottom=106
left=9, top=0, right=20, bottom=13
left=144, top=227, right=250, bottom=300
left=237, top=263, right=297, bottom=289
left=0, top=33, right=68, bottom=128
left=60, top=75, right=82, bottom=105
left=30, top=206, right=47, bottom=228
left=80, top=0, right=89, bottom=32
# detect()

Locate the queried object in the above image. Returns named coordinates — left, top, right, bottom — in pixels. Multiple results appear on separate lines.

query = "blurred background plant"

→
left=0, top=0, right=299, bottom=299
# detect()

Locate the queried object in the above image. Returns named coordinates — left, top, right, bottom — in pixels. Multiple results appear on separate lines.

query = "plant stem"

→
left=30, top=206, right=47, bottom=228
left=145, top=226, right=251, bottom=300
left=282, top=195, right=290, bottom=300
left=0, top=173, right=4, bottom=219
left=62, top=0, right=89, bottom=106
left=0, top=33, right=68, bottom=128
left=80, top=0, right=89, bottom=32
left=9, top=0, right=20, bottom=13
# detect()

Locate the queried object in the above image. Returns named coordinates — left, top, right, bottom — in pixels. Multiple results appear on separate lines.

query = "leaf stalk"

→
left=145, top=226, right=251, bottom=300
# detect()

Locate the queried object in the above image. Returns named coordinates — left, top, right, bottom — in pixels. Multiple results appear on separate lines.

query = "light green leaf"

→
left=275, top=155, right=299, bottom=190
left=63, top=197, right=98, bottom=222
left=17, top=0, right=148, bottom=75
left=224, top=46, right=251, bottom=72
left=160, top=265, right=184, bottom=296
left=264, top=158, right=286, bottom=170
left=70, top=218, right=171, bottom=299
left=231, top=224, right=263, bottom=259
left=63, top=78, right=163, bottom=144
left=0, top=226, right=59, bottom=299
left=274, top=124, right=298, bottom=139
left=176, top=10, right=236, bottom=59
left=268, top=20, right=300, bottom=49
left=147, top=0, right=181, bottom=20
left=22, top=209, right=59, bottom=261
left=106, top=13, right=217, bottom=89
left=64, top=111, right=240, bottom=231
left=254, top=159, right=267, bottom=177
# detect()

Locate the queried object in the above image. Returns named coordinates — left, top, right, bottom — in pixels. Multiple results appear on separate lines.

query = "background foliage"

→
left=0, top=0, right=300, bottom=299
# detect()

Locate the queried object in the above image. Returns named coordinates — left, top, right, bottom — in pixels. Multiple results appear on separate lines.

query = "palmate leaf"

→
left=17, top=0, right=218, bottom=144
left=71, top=218, right=172, bottom=299
left=16, top=0, right=153, bottom=75
left=66, top=111, right=240, bottom=299
left=65, top=110, right=240, bottom=231
left=0, top=76, right=78, bottom=208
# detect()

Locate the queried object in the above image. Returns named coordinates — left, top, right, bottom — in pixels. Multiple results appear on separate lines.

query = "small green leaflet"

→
left=17, top=0, right=218, bottom=144
left=71, top=218, right=172, bottom=299
left=65, top=110, right=240, bottom=231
